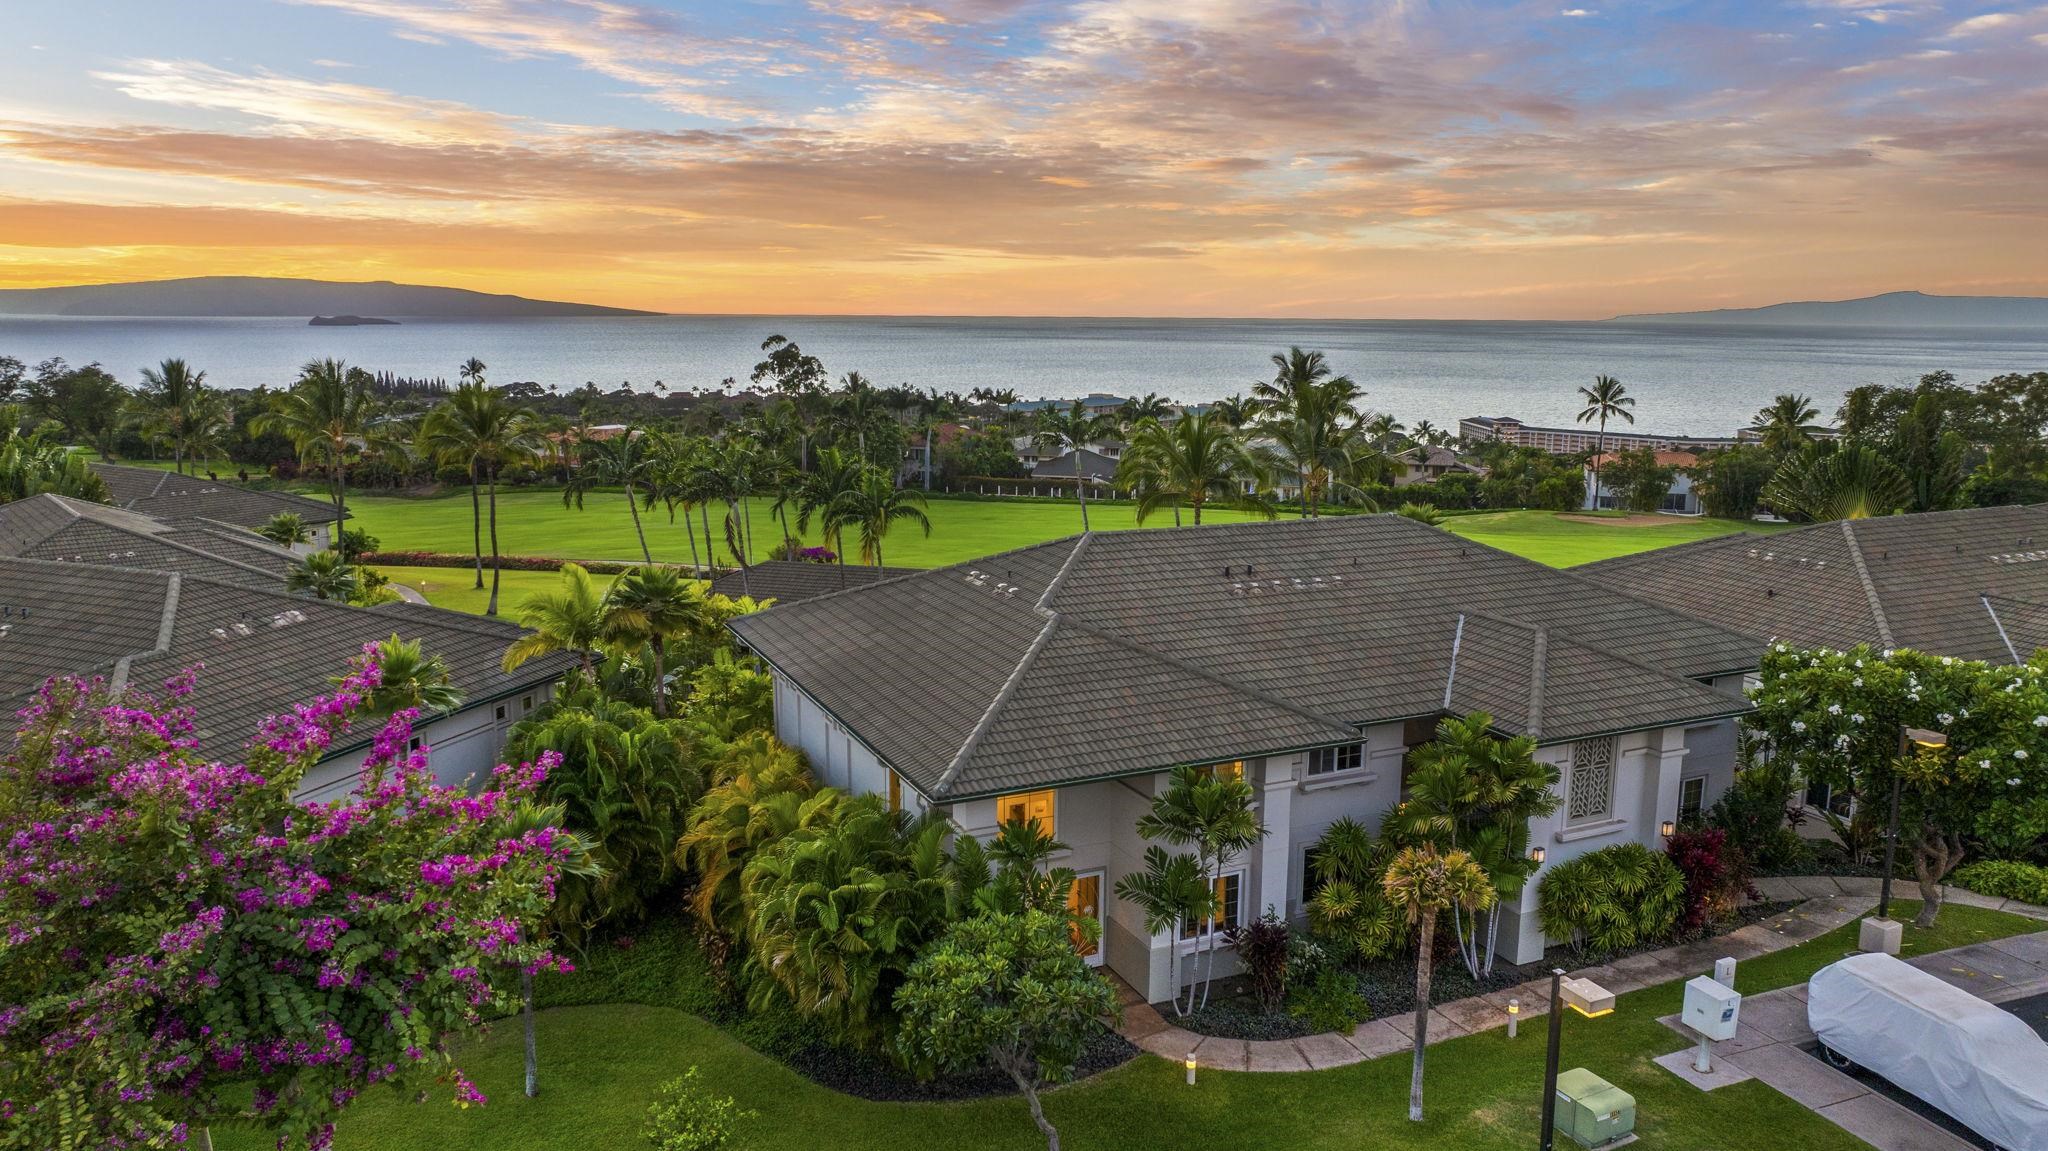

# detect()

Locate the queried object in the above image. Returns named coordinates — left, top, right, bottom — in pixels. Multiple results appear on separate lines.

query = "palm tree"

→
left=911, top=388, right=956, bottom=491
left=795, top=447, right=866, bottom=583
left=564, top=428, right=657, bottom=564
left=1365, top=412, right=1405, bottom=452
left=1132, top=763, right=1264, bottom=1010
left=1113, top=846, right=1211, bottom=1017
left=286, top=550, right=357, bottom=601
left=1210, top=394, right=1260, bottom=430
left=828, top=468, right=930, bottom=568
left=127, top=358, right=219, bottom=474
left=602, top=566, right=708, bottom=717
left=678, top=737, right=819, bottom=939
left=1754, top=393, right=1820, bottom=454
left=503, top=562, right=609, bottom=674
left=1118, top=392, right=1171, bottom=430
left=1763, top=444, right=1910, bottom=521
left=1383, top=844, right=1495, bottom=1122
left=348, top=633, right=464, bottom=719
left=1035, top=401, right=1117, bottom=532
left=1576, top=375, right=1635, bottom=508
left=253, top=358, right=382, bottom=526
left=257, top=512, right=312, bottom=547
left=418, top=377, right=542, bottom=615
left=1118, top=411, right=1272, bottom=526
left=828, top=371, right=890, bottom=465
left=1253, top=348, right=1373, bottom=517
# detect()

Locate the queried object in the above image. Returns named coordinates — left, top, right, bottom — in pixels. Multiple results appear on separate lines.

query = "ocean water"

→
left=3, top=314, right=2045, bottom=437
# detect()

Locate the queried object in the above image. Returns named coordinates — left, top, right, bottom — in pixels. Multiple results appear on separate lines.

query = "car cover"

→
left=1808, top=952, right=2048, bottom=1151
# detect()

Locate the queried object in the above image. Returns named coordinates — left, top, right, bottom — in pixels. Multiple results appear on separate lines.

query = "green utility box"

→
left=1554, top=1068, right=1637, bottom=1149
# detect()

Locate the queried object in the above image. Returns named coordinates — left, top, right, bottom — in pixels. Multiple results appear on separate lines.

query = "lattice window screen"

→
left=1568, top=737, right=1616, bottom=823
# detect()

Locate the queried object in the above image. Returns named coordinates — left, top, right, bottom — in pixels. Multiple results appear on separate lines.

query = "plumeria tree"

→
left=1749, top=643, right=2048, bottom=926
left=0, top=647, right=576, bottom=1150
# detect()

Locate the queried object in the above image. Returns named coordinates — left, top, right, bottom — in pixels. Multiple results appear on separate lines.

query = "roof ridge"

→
left=1839, top=519, right=1896, bottom=648
left=1034, top=533, right=1091, bottom=613
left=1054, top=614, right=1359, bottom=737
left=1526, top=625, right=1548, bottom=740
left=1981, top=595, right=2022, bottom=664
left=111, top=572, right=179, bottom=693
left=1467, top=609, right=1749, bottom=710
left=933, top=613, right=1061, bottom=796
left=1441, top=613, right=1466, bottom=711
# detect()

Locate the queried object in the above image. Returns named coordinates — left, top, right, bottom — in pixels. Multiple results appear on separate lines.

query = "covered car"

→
left=1808, top=952, right=2048, bottom=1151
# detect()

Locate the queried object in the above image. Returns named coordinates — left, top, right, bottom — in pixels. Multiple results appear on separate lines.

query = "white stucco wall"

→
left=294, top=684, right=554, bottom=802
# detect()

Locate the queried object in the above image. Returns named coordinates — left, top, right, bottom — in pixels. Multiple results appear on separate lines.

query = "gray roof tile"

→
left=91, top=463, right=346, bottom=528
left=708, top=561, right=917, bottom=604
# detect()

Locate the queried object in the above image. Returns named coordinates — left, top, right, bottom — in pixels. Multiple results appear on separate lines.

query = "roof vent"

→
left=231, top=622, right=253, bottom=636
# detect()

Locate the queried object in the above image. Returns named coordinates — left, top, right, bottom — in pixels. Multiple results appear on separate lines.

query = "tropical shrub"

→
left=1287, top=967, right=1371, bottom=1033
left=1952, top=860, right=2048, bottom=906
left=679, top=734, right=820, bottom=941
left=1394, top=502, right=1444, bottom=525
left=336, top=525, right=380, bottom=561
left=1705, top=755, right=1812, bottom=872
left=1536, top=842, right=1686, bottom=955
left=643, top=1067, right=755, bottom=1151
left=258, top=509, right=312, bottom=546
left=509, top=685, right=704, bottom=941
left=1305, top=817, right=1408, bottom=961
left=0, top=655, right=573, bottom=1150
left=895, top=910, right=1120, bottom=1151
left=287, top=549, right=357, bottom=599
left=1664, top=827, right=1753, bottom=938
left=1226, top=909, right=1292, bottom=1011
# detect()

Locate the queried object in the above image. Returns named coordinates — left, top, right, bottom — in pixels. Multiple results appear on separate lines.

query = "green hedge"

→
left=1952, top=860, right=2048, bottom=906
left=1537, top=842, right=1686, bottom=955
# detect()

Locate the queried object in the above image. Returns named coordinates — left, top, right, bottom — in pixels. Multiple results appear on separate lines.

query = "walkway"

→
left=1115, top=875, right=2048, bottom=1073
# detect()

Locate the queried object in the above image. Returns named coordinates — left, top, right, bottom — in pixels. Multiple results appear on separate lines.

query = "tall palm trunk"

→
left=1076, top=477, right=1091, bottom=532
left=649, top=636, right=668, bottom=717
left=681, top=507, right=703, bottom=578
left=522, top=967, right=538, bottom=1098
left=470, top=459, right=485, bottom=589
left=699, top=503, right=717, bottom=573
left=486, top=468, right=503, bottom=616
left=624, top=482, right=651, bottom=563
left=1408, top=918, right=1435, bottom=1122
left=1592, top=417, right=1606, bottom=510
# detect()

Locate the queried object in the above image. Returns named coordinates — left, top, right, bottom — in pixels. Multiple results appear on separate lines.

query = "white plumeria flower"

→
left=1827, top=704, right=1842, bottom=715
left=2034, top=716, right=2048, bottom=728
left=1982, top=760, right=1994, bottom=769
left=1852, top=677, right=1863, bottom=687
left=1943, top=657, right=1955, bottom=666
left=1791, top=721, right=1807, bottom=732
left=1854, top=660, right=1864, bottom=669
left=2009, top=778, right=2024, bottom=786
left=1836, top=736, right=1853, bottom=751
left=1852, top=714, right=1866, bottom=724
left=1909, top=693, right=1921, bottom=701
left=2016, top=749, right=2029, bottom=760
left=1938, top=713, right=1955, bottom=725
left=1883, top=649, right=1895, bottom=658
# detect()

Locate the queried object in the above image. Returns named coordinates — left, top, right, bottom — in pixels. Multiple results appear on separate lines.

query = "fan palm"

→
left=1035, top=400, right=1118, bottom=532
left=827, top=467, right=930, bottom=568
left=564, top=427, right=658, bottom=563
left=1763, top=444, right=1910, bottom=521
left=1383, top=844, right=1495, bottom=1122
left=1119, top=411, right=1273, bottom=526
left=285, top=550, right=357, bottom=601
left=503, top=562, right=608, bottom=673
left=602, top=566, right=709, bottom=717
left=1576, top=375, right=1635, bottom=506
left=417, top=377, right=542, bottom=614
left=252, top=358, right=384, bottom=525
left=257, top=512, right=312, bottom=547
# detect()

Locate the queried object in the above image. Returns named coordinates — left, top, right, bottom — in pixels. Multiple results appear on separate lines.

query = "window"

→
left=888, top=771, right=902, bottom=813
left=995, top=789, right=1055, bottom=836
left=522, top=695, right=534, bottom=713
left=1180, top=872, right=1244, bottom=940
left=1679, top=776, right=1706, bottom=821
left=1568, top=737, right=1616, bottom=824
left=1307, top=743, right=1363, bottom=776
left=407, top=735, right=423, bottom=753
left=495, top=705, right=507, bottom=722
left=1196, top=759, right=1244, bottom=782
left=1301, top=846, right=1326, bottom=908
left=1804, top=780, right=1853, bottom=818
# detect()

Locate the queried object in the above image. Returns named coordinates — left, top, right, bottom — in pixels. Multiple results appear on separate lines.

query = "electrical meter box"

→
left=1554, top=1067, right=1637, bottom=1149
left=1682, top=976, right=1741, bottom=1041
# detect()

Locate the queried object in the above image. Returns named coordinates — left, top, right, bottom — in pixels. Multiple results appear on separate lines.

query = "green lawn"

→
left=1445, top=510, right=1792, bottom=567
left=210, top=900, right=2042, bottom=1151
left=373, top=565, right=618, bottom=615
left=340, top=488, right=1788, bottom=575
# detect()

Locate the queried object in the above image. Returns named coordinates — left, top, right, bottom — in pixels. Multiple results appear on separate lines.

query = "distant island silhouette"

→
left=309, top=315, right=399, bottom=327
left=0, top=276, right=659, bottom=319
left=1608, top=290, right=2048, bottom=328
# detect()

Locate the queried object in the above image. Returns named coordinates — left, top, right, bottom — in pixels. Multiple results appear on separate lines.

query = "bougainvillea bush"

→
left=1749, top=644, right=2048, bottom=926
left=0, top=649, right=574, bottom=1150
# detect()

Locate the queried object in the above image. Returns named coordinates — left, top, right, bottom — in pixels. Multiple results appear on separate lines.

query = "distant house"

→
left=0, top=493, right=296, bottom=588
left=1030, top=447, right=1121, bottom=485
left=1392, top=445, right=1485, bottom=488
left=0, top=555, right=575, bottom=801
left=91, top=463, right=348, bottom=551
left=1006, top=393, right=1133, bottom=416
left=1012, top=435, right=1123, bottom=472
left=1582, top=450, right=1700, bottom=515
left=731, top=516, right=1759, bottom=998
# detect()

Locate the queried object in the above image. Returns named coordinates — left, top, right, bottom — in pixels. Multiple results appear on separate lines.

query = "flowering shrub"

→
left=1664, top=827, right=1755, bottom=938
left=1749, top=644, right=2048, bottom=925
left=0, top=648, right=575, bottom=1150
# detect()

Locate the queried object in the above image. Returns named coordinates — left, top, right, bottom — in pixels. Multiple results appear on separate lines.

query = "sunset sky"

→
left=3, top=0, right=2045, bottom=318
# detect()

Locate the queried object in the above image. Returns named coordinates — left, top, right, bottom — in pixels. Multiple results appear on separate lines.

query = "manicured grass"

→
left=1444, top=509, right=1793, bottom=567
left=1731, top=899, right=2042, bottom=994
left=210, top=900, right=2043, bottom=1151
left=341, top=488, right=1788, bottom=575
left=371, top=565, right=618, bottom=616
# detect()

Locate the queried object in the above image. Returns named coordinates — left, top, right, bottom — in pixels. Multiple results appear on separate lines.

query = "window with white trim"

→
left=1180, top=871, right=1244, bottom=940
left=1307, top=742, right=1364, bottom=776
left=1567, top=737, right=1616, bottom=824
left=1679, top=776, right=1706, bottom=821
left=995, top=789, right=1056, bottom=836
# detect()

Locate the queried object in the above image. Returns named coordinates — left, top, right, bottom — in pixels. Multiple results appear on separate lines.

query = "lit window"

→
left=995, top=789, right=1055, bottom=836
left=1307, top=743, right=1363, bottom=776
left=1197, top=760, right=1244, bottom=782
left=1679, top=776, right=1706, bottom=821
left=888, top=771, right=902, bottom=813
left=1181, top=873, right=1243, bottom=940
left=1568, top=737, right=1616, bottom=824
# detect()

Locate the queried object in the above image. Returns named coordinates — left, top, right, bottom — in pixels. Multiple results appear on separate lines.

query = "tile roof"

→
left=1031, top=448, right=1121, bottom=479
left=1576, top=505, right=2048, bottom=662
left=731, top=515, right=1760, bottom=801
left=0, top=556, right=574, bottom=762
left=91, top=463, right=347, bottom=528
left=0, top=494, right=294, bottom=587
left=708, top=560, right=919, bottom=605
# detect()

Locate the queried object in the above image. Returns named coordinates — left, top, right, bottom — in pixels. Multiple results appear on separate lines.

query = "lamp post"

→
left=1879, top=726, right=1947, bottom=922
left=1539, top=970, right=1565, bottom=1151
